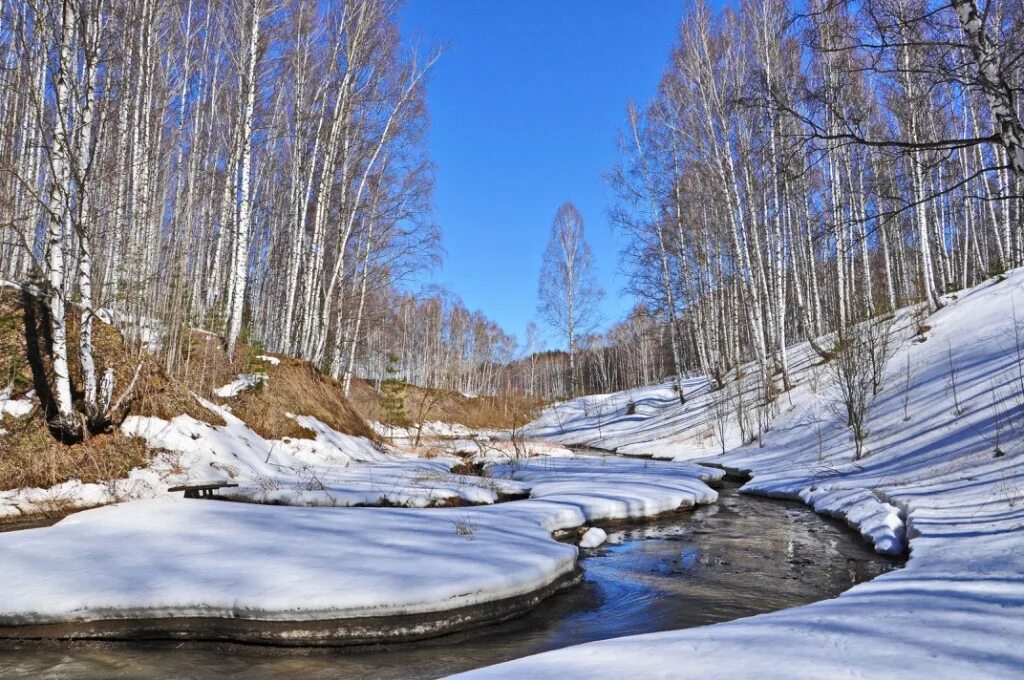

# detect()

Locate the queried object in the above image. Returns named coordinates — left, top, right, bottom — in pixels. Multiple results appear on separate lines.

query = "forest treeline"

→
left=612, top=0, right=1023, bottom=404
left=1, top=0, right=1022, bottom=437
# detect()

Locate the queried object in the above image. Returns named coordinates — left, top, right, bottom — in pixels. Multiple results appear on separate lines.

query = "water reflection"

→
left=0, top=485, right=896, bottom=679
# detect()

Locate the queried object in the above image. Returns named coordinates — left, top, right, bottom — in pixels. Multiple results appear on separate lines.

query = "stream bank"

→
left=0, top=484, right=896, bottom=679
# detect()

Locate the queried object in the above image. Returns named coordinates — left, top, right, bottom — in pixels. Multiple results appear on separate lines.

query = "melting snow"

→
left=212, top=373, right=267, bottom=398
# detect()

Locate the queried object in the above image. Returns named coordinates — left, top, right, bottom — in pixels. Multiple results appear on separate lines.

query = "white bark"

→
left=225, top=0, right=261, bottom=360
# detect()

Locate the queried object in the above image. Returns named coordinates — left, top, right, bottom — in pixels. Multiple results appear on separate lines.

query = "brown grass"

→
left=169, top=332, right=373, bottom=441
left=0, top=413, right=150, bottom=491
left=449, top=460, right=486, bottom=476
left=0, top=287, right=212, bottom=491
left=346, top=377, right=543, bottom=431
left=230, top=357, right=374, bottom=440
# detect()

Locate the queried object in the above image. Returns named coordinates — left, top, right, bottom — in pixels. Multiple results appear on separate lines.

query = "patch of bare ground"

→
left=173, top=332, right=373, bottom=441
left=346, top=376, right=544, bottom=431
left=0, top=288, right=210, bottom=491
left=449, top=460, right=487, bottom=476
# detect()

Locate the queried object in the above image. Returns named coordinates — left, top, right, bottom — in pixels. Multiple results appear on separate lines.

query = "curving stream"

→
left=0, top=482, right=897, bottom=679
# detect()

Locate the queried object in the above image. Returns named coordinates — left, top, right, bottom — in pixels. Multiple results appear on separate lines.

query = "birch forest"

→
left=613, top=0, right=1024, bottom=403
left=0, top=0, right=466, bottom=434
left=1, top=0, right=1023, bottom=431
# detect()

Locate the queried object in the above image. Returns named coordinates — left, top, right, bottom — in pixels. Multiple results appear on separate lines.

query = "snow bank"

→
left=0, top=470, right=165, bottom=519
left=371, top=420, right=475, bottom=440
left=455, top=270, right=1024, bottom=678
left=0, top=497, right=578, bottom=624
left=491, top=456, right=720, bottom=522
left=799, top=487, right=904, bottom=555
left=0, top=434, right=717, bottom=631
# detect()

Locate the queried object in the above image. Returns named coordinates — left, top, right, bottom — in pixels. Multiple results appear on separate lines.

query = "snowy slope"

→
left=120, top=401, right=533, bottom=508
left=456, top=271, right=1024, bottom=678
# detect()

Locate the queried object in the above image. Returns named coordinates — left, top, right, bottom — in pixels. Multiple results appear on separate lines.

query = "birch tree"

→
left=538, top=202, right=604, bottom=397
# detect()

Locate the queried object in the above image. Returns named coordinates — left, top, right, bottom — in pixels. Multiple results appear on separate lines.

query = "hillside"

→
left=0, top=284, right=206, bottom=493
left=457, top=270, right=1024, bottom=678
left=346, top=376, right=543, bottom=433
left=0, top=283, right=377, bottom=516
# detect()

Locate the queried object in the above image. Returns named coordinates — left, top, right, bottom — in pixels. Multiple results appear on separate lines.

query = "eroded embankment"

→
left=0, top=571, right=584, bottom=646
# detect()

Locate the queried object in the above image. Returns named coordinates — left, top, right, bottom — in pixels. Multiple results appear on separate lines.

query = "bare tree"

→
left=828, top=320, right=894, bottom=459
left=537, top=202, right=604, bottom=397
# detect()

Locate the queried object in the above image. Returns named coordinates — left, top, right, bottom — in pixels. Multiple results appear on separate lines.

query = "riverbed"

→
left=0, top=483, right=896, bottom=678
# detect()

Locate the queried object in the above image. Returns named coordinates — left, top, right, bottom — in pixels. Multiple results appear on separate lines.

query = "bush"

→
left=828, top=317, right=894, bottom=460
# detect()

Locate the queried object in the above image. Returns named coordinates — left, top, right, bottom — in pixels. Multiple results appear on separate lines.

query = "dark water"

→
left=0, top=485, right=896, bottom=679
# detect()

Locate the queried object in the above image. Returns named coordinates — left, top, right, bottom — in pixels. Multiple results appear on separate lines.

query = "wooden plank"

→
left=167, top=482, right=239, bottom=493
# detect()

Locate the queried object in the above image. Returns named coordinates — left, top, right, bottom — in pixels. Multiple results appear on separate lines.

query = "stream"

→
left=0, top=482, right=897, bottom=678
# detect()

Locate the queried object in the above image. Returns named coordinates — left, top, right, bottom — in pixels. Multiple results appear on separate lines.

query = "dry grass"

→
left=230, top=357, right=373, bottom=440
left=346, top=377, right=543, bottom=431
left=0, top=288, right=33, bottom=393
left=0, top=414, right=150, bottom=490
left=0, top=288, right=213, bottom=490
left=170, top=330, right=373, bottom=440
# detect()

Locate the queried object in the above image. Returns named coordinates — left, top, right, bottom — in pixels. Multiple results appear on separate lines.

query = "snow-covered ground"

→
left=121, top=400, right=535, bottom=509
left=211, top=372, right=267, bottom=398
left=0, top=498, right=578, bottom=626
left=455, top=272, right=1024, bottom=678
left=0, top=384, right=721, bottom=632
left=371, top=420, right=478, bottom=440
left=0, top=452, right=719, bottom=630
left=0, top=399, right=537, bottom=516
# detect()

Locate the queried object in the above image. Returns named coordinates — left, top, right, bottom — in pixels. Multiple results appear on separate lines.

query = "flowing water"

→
left=0, top=483, right=897, bottom=679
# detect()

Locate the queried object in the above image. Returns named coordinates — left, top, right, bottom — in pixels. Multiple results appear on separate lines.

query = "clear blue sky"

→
left=399, top=1, right=687, bottom=348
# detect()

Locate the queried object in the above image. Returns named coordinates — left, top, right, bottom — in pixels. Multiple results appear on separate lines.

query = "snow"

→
left=254, top=354, right=280, bottom=365
left=0, top=424, right=719, bottom=626
left=0, top=389, right=33, bottom=418
left=119, top=402, right=509, bottom=508
left=578, top=527, right=607, bottom=548
left=0, top=497, right=578, bottom=624
left=93, top=309, right=164, bottom=350
left=371, top=420, right=476, bottom=440
left=799, top=487, right=904, bottom=555
left=13, top=273, right=1022, bottom=672
left=212, top=372, right=267, bottom=398
left=454, top=271, right=1024, bottom=678
left=0, top=373, right=722, bottom=627
left=0, top=471, right=164, bottom=520
left=0, top=375, right=726, bottom=626
left=490, top=456, right=720, bottom=520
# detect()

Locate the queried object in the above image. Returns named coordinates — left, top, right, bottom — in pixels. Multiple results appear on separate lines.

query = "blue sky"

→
left=399, top=1, right=686, bottom=348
